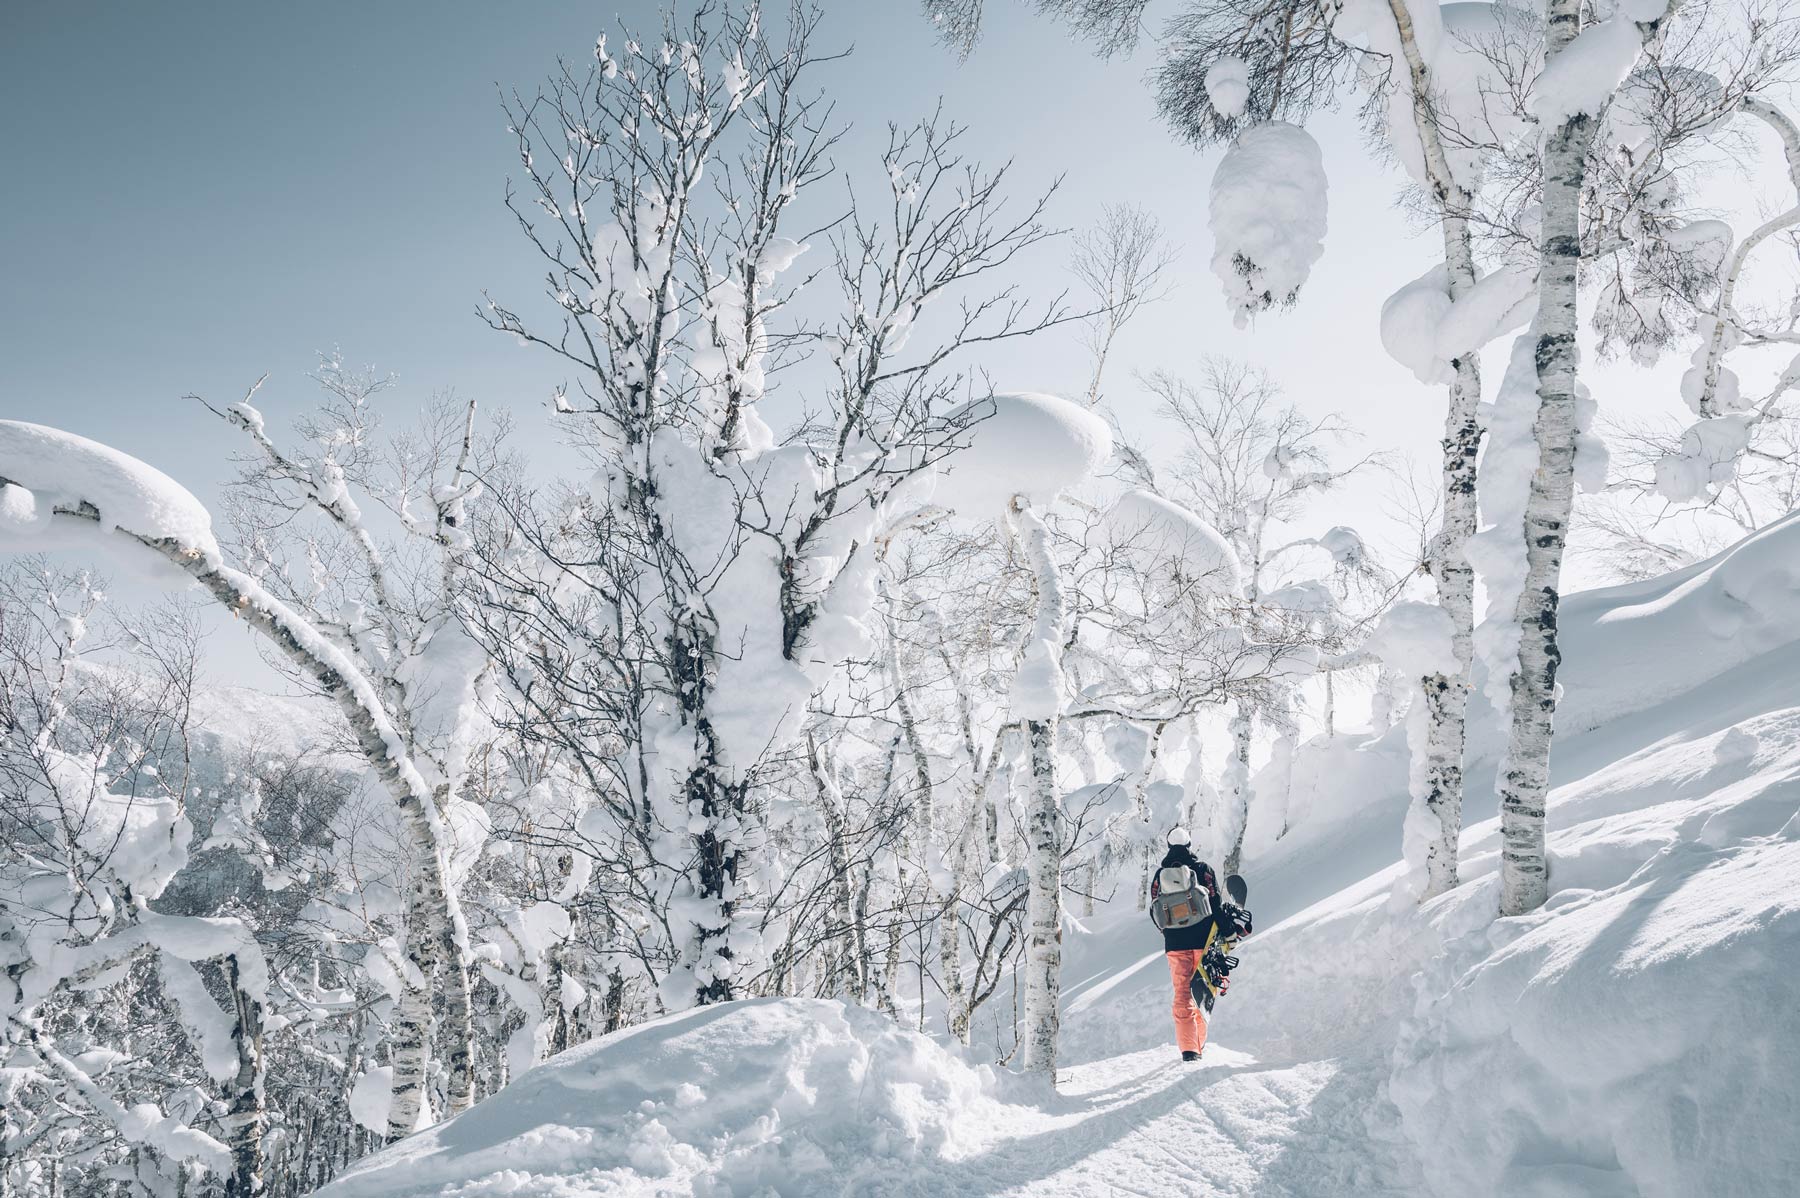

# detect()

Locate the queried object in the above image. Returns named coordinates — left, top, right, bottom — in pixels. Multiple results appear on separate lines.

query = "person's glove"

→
left=1218, top=903, right=1253, bottom=939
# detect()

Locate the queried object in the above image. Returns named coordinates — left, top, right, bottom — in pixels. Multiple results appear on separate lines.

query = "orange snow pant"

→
left=1166, top=949, right=1207, bottom=1054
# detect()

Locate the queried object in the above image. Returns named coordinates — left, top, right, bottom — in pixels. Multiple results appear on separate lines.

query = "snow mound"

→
left=315, top=998, right=1009, bottom=1198
left=1392, top=830, right=1800, bottom=1196
left=1209, top=122, right=1328, bottom=328
left=0, top=420, right=219, bottom=559
left=934, top=392, right=1111, bottom=519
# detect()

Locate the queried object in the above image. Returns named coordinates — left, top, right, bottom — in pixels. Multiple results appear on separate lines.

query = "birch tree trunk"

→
left=1012, top=503, right=1067, bottom=1079
left=1418, top=350, right=1482, bottom=901
left=809, top=733, right=865, bottom=1003
left=671, top=612, right=750, bottom=1007
left=386, top=932, right=434, bottom=1140
left=1222, top=704, right=1254, bottom=877
left=1020, top=716, right=1062, bottom=1077
left=223, top=954, right=266, bottom=1198
left=1389, top=0, right=1485, bottom=901
left=1500, top=0, right=1598, bottom=916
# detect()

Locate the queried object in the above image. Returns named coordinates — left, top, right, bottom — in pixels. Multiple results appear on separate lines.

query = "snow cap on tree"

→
left=1209, top=122, right=1328, bottom=328
left=0, top=420, right=221, bottom=562
left=934, top=391, right=1112, bottom=519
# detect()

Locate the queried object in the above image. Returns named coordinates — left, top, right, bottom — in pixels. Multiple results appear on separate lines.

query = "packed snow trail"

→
left=947, top=1048, right=1418, bottom=1198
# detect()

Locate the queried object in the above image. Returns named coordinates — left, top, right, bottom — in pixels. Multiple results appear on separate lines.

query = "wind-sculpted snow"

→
left=1533, top=506, right=1800, bottom=740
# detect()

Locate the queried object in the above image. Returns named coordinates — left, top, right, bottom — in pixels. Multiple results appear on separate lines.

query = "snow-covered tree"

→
left=1144, top=360, right=1377, bottom=873
left=0, top=381, right=501, bottom=1143
left=474, top=4, right=1069, bottom=1014
left=0, top=565, right=272, bottom=1195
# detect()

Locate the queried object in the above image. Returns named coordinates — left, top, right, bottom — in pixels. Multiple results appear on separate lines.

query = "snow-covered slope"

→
left=314, top=520, right=1800, bottom=1196
left=1057, top=512, right=1800, bottom=1197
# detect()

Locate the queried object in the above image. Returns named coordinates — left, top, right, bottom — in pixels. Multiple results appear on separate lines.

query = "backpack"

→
left=1152, top=864, right=1212, bottom=931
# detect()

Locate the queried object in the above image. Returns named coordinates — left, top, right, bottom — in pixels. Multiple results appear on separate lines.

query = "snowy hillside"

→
left=310, top=520, right=1800, bottom=1196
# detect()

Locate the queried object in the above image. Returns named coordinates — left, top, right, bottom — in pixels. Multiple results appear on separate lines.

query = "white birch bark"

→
left=1694, top=100, right=1800, bottom=416
left=223, top=953, right=266, bottom=1198
left=1499, top=0, right=1674, bottom=915
left=1012, top=503, right=1067, bottom=1079
left=1389, top=0, right=1484, bottom=900
left=1500, top=0, right=1592, bottom=915
left=1221, top=703, right=1254, bottom=877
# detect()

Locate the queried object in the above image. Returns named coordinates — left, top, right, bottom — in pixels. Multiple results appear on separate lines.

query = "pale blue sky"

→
left=1, top=1, right=1479, bottom=683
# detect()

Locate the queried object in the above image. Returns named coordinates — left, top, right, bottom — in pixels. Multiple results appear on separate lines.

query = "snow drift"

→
left=315, top=999, right=1012, bottom=1198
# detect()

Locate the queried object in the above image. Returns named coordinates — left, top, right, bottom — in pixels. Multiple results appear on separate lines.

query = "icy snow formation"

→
left=1208, top=122, right=1328, bottom=328
left=934, top=392, right=1112, bottom=518
left=0, top=420, right=219, bottom=559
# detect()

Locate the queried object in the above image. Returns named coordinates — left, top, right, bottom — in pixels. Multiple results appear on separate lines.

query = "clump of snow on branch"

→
left=1204, top=56, right=1250, bottom=119
left=1381, top=264, right=1538, bottom=384
left=1331, top=0, right=1536, bottom=191
left=1209, top=122, right=1328, bottom=328
left=0, top=420, right=219, bottom=560
left=1367, top=601, right=1458, bottom=682
left=934, top=392, right=1113, bottom=520
left=1653, top=414, right=1757, bottom=502
left=1529, top=15, right=1657, bottom=131
left=1102, top=488, right=1243, bottom=598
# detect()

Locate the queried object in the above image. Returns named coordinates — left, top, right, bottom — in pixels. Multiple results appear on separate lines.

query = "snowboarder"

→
left=1149, top=827, right=1251, bottom=1061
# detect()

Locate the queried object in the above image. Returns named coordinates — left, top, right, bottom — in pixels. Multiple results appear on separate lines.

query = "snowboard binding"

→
left=1191, top=873, right=1250, bottom=1015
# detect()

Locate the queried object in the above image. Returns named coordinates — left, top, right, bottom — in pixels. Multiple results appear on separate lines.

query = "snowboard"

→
left=1191, top=873, right=1249, bottom=1019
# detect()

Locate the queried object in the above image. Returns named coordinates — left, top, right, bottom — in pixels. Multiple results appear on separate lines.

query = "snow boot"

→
left=1182, top=1050, right=1201, bottom=1062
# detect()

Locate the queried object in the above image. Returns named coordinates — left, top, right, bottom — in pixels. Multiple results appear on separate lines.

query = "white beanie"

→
left=1167, top=826, right=1192, bottom=846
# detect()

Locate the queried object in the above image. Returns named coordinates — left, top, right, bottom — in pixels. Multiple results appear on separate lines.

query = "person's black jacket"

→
left=1148, top=844, right=1222, bottom=953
